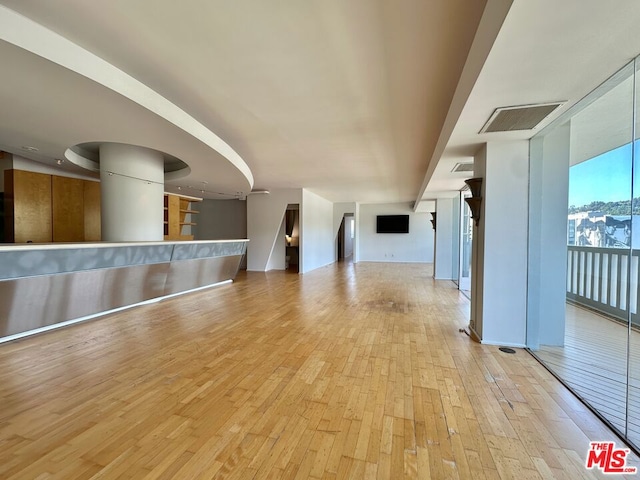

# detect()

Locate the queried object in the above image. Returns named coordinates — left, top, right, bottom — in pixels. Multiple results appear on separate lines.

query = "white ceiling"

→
left=0, top=0, right=487, bottom=203
left=422, top=0, right=640, bottom=201
left=4, top=1, right=639, bottom=205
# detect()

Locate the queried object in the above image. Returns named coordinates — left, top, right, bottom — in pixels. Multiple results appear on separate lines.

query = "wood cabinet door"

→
left=52, top=176, right=84, bottom=242
left=9, top=169, right=53, bottom=243
left=83, top=180, right=101, bottom=241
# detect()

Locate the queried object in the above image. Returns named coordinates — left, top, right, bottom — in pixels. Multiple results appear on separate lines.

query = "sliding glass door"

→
left=528, top=58, right=640, bottom=447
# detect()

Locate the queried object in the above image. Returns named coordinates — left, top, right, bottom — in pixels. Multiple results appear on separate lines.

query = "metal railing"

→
left=566, top=245, right=640, bottom=325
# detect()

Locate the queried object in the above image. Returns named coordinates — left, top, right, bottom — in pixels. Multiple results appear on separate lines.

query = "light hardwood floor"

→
left=0, top=262, right=637, bottom=479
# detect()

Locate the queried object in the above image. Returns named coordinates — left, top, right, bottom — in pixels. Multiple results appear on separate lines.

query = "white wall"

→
left=354, top=203, right=361, bottom=262
left=452, top=197, right=460, bottom=278
left=434, top=197, right=457, bottom=279
left=13, top=155, right=97, bottom=181
left=267, top=217, right=287, bottom=270
left=1, top=154, right=98, bottom=193
left=358, top=203, right=433, bottom=263
left=527, top=124, right=570, bottom=348
left=472, top=141, right=529, bottom=347
left=247, top=189, right=302, bottom=271
left=300, top=189, right=334, bottom=274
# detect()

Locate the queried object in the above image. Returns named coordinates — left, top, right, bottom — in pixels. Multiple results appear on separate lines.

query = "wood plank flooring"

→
left=536, top=303, right=640, bottom=446
left=0, top=262, right=637, bottom=479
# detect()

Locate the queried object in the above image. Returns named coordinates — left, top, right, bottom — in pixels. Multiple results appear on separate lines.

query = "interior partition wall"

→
left=527, top=57, right=640, bottom=448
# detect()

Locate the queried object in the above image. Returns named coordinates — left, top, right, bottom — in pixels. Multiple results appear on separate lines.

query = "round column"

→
left=99, top=143, right=165, bottom=241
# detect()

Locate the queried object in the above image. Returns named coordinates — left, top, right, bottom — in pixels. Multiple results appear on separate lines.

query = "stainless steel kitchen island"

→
left=0, top=239, right=248, bottom=341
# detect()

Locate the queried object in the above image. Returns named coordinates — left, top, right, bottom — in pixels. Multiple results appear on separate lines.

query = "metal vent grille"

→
left=452, top=162, right=474, bottom=173
left=480, top=102, right=563, bottom=133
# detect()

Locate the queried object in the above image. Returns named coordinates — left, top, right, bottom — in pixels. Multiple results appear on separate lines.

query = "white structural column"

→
left=527, top=124, right=570, bottom=348
left=470, top=141, right=529, bottom=347
left=99, top=143, right=165, bottom=241
left=434, top=197, right=459, bottom=280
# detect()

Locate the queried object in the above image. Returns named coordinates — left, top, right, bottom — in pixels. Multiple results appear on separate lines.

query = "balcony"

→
left=533, top=245, right=640, bottom=445
left=566, top=245, right=639, bottom=325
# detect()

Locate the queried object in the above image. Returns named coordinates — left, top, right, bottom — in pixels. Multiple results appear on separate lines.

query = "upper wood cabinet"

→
left=83, top=180, right=101, bottom=241
left=3, top=169, right=206, bottom=243
left=4, top=169, right=53, bottom=243
left=4, top=169, right=101, bottom=243
left=52, top=176, right=84, bottom=242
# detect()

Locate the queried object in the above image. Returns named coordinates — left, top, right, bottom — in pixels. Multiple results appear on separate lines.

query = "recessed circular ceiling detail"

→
left=0, top=5, right=252, bottom=194
left=66, top=142, right=191, bottom=180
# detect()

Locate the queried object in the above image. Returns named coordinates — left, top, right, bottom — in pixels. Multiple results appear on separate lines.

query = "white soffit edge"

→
left=0, top=5, right=253, bottom=189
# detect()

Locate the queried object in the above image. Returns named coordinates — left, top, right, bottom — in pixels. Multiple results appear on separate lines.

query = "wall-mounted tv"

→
left=376, top=215, right=409, bottom=234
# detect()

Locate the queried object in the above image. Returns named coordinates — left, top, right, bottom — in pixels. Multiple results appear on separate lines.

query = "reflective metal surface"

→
left=171, top=241, right=247, bottom=261
left=0, top=240, right=248, bottom=280
left=165, top=256, right=243, bottom=295
left=0, top=241, right=248, bottom=339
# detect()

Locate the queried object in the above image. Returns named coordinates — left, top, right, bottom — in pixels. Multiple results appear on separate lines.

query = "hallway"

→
left=0, top=262, right=635, bottom=479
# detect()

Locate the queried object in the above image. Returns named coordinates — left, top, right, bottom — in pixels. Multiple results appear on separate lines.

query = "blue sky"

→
left=569, top=143, right=634, bottom=207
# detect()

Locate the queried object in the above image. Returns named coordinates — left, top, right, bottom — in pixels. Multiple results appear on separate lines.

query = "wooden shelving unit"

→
left=164, top=193, right=202, bottom=241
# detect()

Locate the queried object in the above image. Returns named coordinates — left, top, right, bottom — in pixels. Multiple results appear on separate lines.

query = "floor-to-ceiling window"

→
left=528, top=58, right=640, bottom=447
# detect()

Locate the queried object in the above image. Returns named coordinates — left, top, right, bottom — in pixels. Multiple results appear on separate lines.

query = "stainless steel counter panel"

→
left=0, top=240, right=248, bottom=280
left=0, top=240, right=248, bottom=339
left=0, top=262, right=169, bottom=336
left=164, top=255, right=243, bottom=295
left=170, top=241, right=247, bottom=261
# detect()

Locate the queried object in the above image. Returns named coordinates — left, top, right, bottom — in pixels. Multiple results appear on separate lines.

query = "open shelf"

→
left=163, top=193, right=201, bottom=241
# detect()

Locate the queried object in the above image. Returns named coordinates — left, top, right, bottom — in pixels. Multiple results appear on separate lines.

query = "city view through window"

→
left=568, top=142, right=637, bottom=248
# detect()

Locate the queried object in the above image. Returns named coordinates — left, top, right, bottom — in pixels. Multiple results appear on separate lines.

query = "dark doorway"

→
left=285, top=205, right=299, bottom=272
left=337, top=217, right=345, bottom=260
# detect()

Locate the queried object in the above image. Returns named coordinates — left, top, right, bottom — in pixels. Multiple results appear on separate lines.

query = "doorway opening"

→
left=285, top=205, right=299, bottom=272
left=337, top=213, right=355, bottom=263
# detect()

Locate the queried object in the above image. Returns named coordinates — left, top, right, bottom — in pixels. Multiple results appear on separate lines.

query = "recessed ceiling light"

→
left=21, top=146, right=38, bottom=152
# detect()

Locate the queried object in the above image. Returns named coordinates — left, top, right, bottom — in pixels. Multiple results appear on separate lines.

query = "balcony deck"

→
left=535, top=303, right=640, bottom=445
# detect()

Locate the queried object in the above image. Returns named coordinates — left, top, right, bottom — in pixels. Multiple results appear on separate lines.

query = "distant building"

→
left=567, top=211, right=640, bottom=248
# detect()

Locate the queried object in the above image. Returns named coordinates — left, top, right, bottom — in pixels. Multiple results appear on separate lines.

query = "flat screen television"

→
left=376, top=215, right=409, bottom=234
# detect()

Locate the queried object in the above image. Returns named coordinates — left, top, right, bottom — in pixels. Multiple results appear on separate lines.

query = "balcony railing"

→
left=567, top=245, right=640, bottom=325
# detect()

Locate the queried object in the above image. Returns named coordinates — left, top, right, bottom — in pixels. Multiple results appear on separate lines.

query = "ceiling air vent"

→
left=452, top=162, right=474, bottom=173
left=479, top=102, right=564, bottom=133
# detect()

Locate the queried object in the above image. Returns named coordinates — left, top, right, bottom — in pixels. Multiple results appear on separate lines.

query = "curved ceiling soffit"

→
left=0, top=5, right=254, bottom=190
